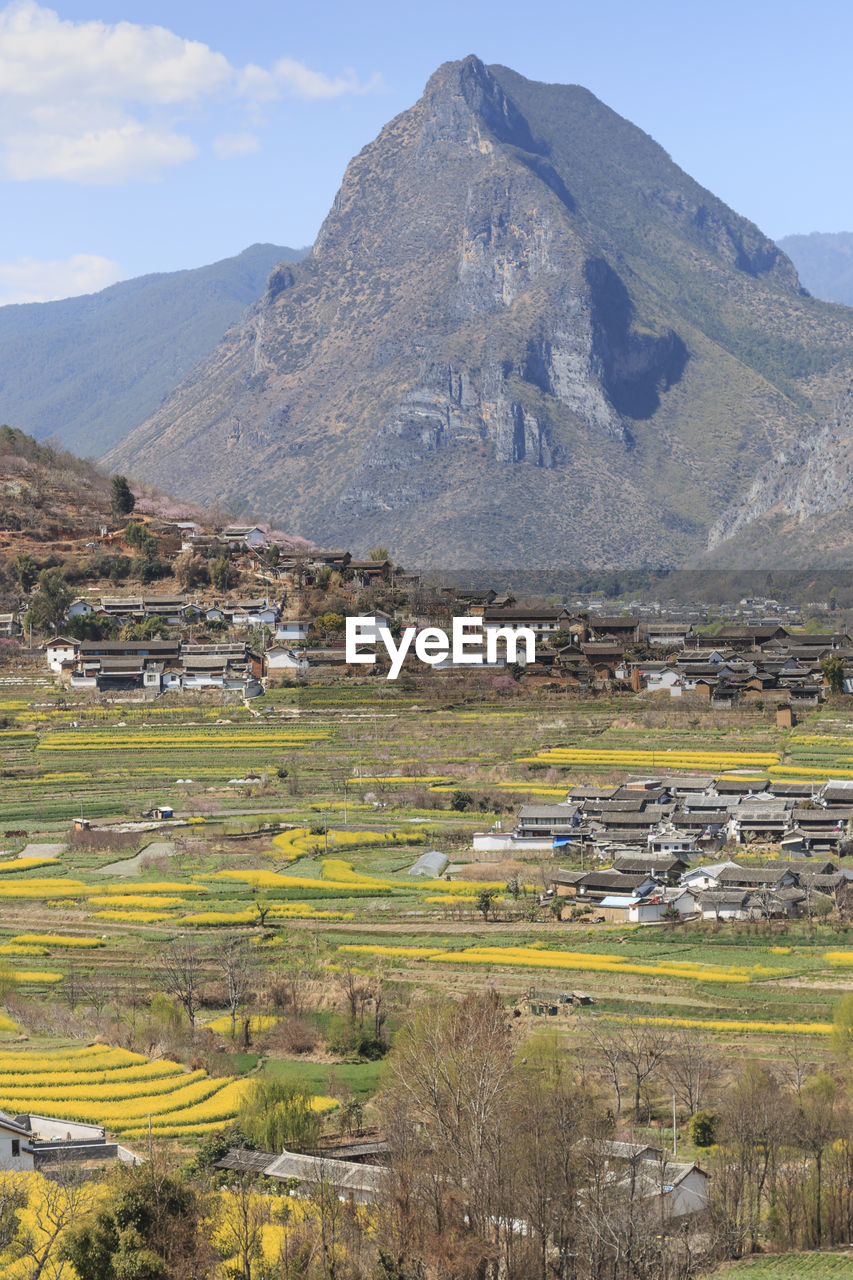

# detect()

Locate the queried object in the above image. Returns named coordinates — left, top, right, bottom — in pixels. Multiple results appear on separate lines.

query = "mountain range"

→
left=778, top=232, right=853, bottom=307
left=0, top=243, right=306, bottom=458
left=5, top=57, right=853, bottom=568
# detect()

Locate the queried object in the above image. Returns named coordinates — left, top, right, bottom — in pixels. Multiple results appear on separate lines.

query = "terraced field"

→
left=1, top=668, right=853, bottom=1139
left=0, top=1044, right=336, bottom=1138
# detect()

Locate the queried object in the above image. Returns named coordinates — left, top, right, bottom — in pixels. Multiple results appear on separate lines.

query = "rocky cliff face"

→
left=106, top=57, right=853, bottom=567
left=700, top=386, right=853, bottom=566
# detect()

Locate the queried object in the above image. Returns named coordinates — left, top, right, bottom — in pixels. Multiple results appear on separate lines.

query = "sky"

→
left=1, top=0, right=852, bottom=304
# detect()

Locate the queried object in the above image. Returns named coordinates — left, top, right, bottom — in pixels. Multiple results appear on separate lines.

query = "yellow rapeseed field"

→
left=632, top=1015, right=833, bottom=1035
left=338, top=943, right=770, bottom=983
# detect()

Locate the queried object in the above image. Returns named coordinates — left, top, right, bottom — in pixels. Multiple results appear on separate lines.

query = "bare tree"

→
left=665, top=1026, right=717, bottom=1115
left=387, top=993, right=516, bottom=1250
left=715, top=1061, right=788, bottom=1255
left=795, top=1072, right=840, bottom=1248
left=219, top=937, right=255, bottom=1037
left=160, top=935, right=205, bottom=1028
left=587, top=1021, right=625, bottom=1114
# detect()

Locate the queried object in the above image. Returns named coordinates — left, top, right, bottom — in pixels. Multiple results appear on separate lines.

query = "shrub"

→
left=326, top=1016, right=387, bottom=1061
left=276, top=1017, right=319, bottom=1055
left=689, top=1110, right=717, bottom=1148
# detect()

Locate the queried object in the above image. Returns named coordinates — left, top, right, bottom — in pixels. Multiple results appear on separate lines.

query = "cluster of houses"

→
left=41, top=608, right=416, bottom=691
left=213, top=1136, right=709, bottom=1224
left=548, top=853, right=848, bottom=924
left=472, top=771, right=853, bottom=923
left=465, top=611, right=845, bottom=702
left=43, top=636, right=266, bottom=695
left=67, top=593, right=281, bottom=630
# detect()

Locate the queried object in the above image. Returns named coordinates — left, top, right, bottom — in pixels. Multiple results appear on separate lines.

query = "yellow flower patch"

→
left=633, top=1015, right=832, bottom=1035
left=11, top=934, right=105, bottom=948
left=88, top=895, right=187, bottom=909
left=92, top=910, right=176, bottom=923
left=204, top=1014, right=279, bottom=1035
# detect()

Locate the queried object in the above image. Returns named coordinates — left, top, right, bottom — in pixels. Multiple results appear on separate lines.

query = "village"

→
left=3, top=490, right=853, bottom=1277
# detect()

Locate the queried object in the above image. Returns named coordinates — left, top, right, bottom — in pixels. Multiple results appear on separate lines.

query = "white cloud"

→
left=0, top=252, right=123, bottom=304
left=241, top=58, right=383, bottom=102
left=0, top=1, right=380, bottom=183
left=212, top=131, right=261, bottom=160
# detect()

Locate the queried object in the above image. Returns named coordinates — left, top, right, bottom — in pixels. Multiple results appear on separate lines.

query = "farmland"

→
left=0, top=664, right=853, bottom=1179
left=705, top=1254, right=853, bottom=1276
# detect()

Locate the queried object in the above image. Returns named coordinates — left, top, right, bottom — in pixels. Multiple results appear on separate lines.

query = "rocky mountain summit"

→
left=107, top=57, right=853, bottom=567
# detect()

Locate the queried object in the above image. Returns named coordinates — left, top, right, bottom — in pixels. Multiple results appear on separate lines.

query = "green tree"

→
left=110, top=474, right=135, bottom=517
left=368, top=546, right=390, bottom=561
left=27, top=567, right=71, bottom=633
left=238, top=1079, right=320, bottom=1153
left=689, top=1109, right=717, bottom=1147
left=476, top=888, right=496, bottom=921
left=12, top=552, right=38, bottom=592
left=821, top=654, right=845, bottom=695
left=313, top=611, right=344, bottom=638
left=124, top=520, right=156, bottom=557
left=59, top=1163, right=213, bottom=1279
left=450, top=789, right=473, bottom=811
left=210, top=557, right=231, bottom=591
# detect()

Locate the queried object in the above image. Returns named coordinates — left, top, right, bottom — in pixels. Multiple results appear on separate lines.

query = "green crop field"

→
left=706, top=1252, right=853, bottom=1276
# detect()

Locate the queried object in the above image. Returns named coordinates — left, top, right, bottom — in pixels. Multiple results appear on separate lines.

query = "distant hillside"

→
left=0, top=424, right=112, bottom=541
left=778, top=232, right=853, bottom=305
left=0, top=243, right=307, bottom=457
left=108, top=57, right=853, bottom=568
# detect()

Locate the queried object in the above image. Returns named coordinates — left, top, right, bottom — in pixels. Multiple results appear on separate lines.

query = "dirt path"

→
left=95, top=841, right=176, bottom=876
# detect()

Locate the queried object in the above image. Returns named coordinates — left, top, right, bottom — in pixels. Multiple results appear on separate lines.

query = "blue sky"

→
left=1, top=0, right=851, bottom=303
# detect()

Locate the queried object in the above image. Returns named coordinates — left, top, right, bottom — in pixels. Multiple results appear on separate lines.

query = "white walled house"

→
left=223, top=525, right=266, bottom=550
left=0, top=1112, right=34, bottom=1169
left=648, top=825, right=696, bottom=856
left=66, top=598, right=95, bottom=618
left=276, top=619, right=312, bottom=644
left=680, top=862, right=741, bottom=893
left=42, top=637, right=80, bottom=673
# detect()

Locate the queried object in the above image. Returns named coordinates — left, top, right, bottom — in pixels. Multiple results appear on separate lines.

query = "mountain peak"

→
left=105, top=60, right=849, bottom=568
left=422, top=55, right=540, bottom=153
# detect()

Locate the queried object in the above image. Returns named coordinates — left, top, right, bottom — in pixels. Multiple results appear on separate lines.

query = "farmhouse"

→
left=276, top=618, right=313, bottom=644
left=0, top=1110, right=140, bottom=1171
left=515, top=803, right=580, bottom=837
left=42, top=636, right=79, bottom=672
left=264, top=647, right=308, bottom=678
left=262, top=1149, right=386, bottom=1203
left=222, top=525, right=266, bottom=549
left=482, top=606, right=569, bottom=639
